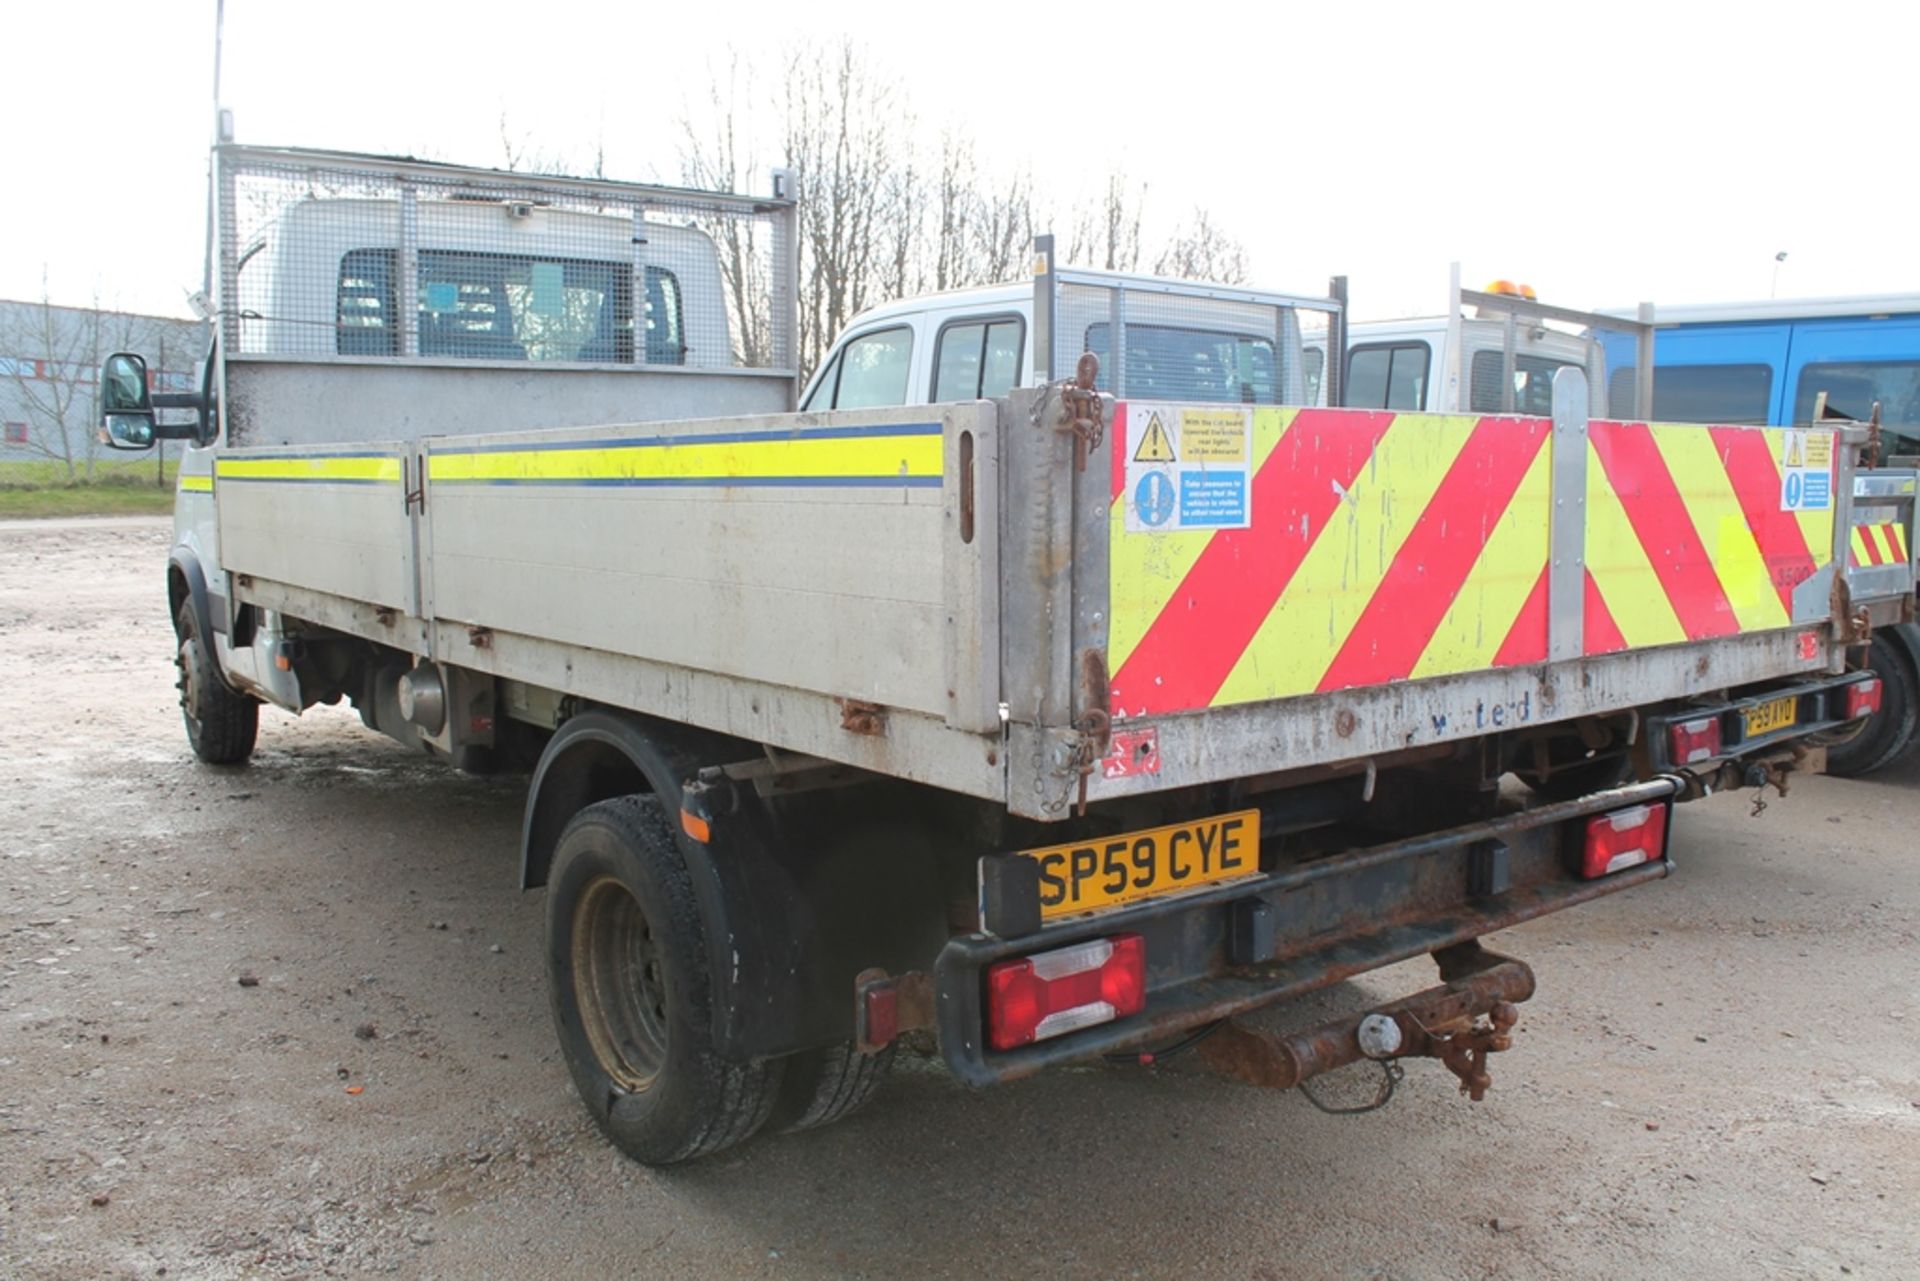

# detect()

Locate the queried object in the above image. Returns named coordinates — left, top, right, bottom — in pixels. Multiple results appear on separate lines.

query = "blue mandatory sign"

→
left=1135, top=470, right=1176, bottom=527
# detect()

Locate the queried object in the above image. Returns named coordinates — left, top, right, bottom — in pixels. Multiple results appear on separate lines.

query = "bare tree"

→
left=1067, top=174, right=1146, bottom=273
left=780, top=39, right=915, bottom=376
left=1153, top=209, right=1248, bottom=284
left=679, top=56, right=775, bottom=365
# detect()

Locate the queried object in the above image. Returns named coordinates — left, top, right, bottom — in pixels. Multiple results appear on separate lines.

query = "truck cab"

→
left=800, top=271, right=1325, bottom=413
left=1308, top=278, right=1620, bottom=417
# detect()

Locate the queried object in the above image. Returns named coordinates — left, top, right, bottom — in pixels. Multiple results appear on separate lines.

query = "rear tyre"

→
left=767, top=1042, right=895, bottom=1134
left=1824, top=635, right=1920, bottom=778
left=174, top=601, right=258, bottom=766
left=545, top=795, right=783, bottom=1165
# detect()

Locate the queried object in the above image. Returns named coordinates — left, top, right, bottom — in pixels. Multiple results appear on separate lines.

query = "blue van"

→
left=1598, top=296, right=1920, bottom=776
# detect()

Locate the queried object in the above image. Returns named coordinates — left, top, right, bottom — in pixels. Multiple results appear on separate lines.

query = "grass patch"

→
left=0, top=486, right=175, bottom=519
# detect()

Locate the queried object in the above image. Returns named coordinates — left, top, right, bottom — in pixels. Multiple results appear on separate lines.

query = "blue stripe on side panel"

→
left=436, top=421, right=944, bottom=457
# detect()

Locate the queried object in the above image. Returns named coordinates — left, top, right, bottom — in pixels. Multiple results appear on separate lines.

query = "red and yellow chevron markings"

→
left=1581, top=424, right=1830, bottom=655
left=1107, top=406, right=1837, bottom=719
left=1108, top=406, right=1552, bottom=717
left=1849, top=520, right=1910, bottom=568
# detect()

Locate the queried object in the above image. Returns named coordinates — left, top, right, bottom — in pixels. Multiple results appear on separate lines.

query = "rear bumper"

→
left=1642, top=669, right=1880, bottom=771
left=934, top=777, right=1680, bottom=1088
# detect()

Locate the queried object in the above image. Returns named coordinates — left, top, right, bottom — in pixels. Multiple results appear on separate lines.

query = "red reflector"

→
left=986, top=934, right=1146, bottom=1051
left=1847, top=678, right=1883, bottom=720
left=1667, top=715, right=1720, bottom=765
left=862, top=983, right=899, bottom=1049
left=1582, top=804, right=1667, bottom=879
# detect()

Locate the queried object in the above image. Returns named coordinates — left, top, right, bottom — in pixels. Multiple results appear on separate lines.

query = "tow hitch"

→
left=1194, top=943, right=1533, bottom=1107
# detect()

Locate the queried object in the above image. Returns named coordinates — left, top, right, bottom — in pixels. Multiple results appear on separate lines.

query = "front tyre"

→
left=174, top=601, right=258, bottom=765
left=545, top=795, right=783, bottom=1165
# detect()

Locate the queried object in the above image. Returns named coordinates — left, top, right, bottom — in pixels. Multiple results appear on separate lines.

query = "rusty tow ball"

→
left=1195, top=946, right=1534, bottom=1105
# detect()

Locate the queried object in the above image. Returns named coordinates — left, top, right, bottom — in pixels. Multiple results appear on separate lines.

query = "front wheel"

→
left=545, top=795, right=783, bottom=1165
left=175, top=602, right=258, bottom=765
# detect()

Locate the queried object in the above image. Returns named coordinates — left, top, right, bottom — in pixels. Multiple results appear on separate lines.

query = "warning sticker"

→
left=1781, top=429, right=1832, bottom=512
left=1122, top=403, right=1253, bottom=533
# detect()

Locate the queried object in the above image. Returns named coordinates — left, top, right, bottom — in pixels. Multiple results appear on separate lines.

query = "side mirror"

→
left=100, top=352, right=156, bottom=450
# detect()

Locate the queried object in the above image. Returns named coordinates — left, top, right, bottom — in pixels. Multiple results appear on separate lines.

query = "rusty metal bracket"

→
left=1195, top=952, right=1535, bottom=1105
left=1831, top=573, right=1872, bottom=648
left=838, top=698, right=889, bottom=737
left=1048, top=352, right=1106, bottom=474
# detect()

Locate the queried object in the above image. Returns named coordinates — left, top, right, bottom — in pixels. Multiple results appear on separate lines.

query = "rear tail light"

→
left=1846, top=677, right=1883, bottom=720
left=1667, top=715, right=1721, bottom=765
left=986, top=934, right=1146, bottom=1051
left=1582, top=804, right=1668, bottom=879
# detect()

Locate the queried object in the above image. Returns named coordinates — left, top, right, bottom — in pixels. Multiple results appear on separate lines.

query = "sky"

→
left=8, top=0, right=1918, bottom=323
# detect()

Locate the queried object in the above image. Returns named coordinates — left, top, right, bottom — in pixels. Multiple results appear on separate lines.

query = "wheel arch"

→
left=167, top=548, right=215, bottom=644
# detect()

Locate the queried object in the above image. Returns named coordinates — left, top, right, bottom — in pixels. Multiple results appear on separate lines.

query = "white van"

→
left=800, top=277, right=1324, bottom=412
left=1307, top=280, right=1620, bottom=417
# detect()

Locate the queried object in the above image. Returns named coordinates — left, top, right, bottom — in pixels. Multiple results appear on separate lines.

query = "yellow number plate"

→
left=1743, top=696, right=1799, bottom=737
left=1019, top=810, right=1261, bottom=921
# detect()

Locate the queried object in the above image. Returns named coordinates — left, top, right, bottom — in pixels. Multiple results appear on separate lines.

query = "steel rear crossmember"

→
left=914, top=777, right=1684, bottom=1094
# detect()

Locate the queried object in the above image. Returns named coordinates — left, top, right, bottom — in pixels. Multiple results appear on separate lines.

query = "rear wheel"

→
left=546, top=795, right=783, bottom=1165
left=174, top=602, right=258, bottom=765
left=768, top=1041, right=894, bottom=1134
left=1824, top=635, right=1919, bottom=778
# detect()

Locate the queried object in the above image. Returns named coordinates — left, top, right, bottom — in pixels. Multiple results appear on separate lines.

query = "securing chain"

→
left=1296, top=1059, right=1404, bottom=1115
left=1044, top=708, right=1112, bottom=817
left=1031, top=351, right=1106, bottom=474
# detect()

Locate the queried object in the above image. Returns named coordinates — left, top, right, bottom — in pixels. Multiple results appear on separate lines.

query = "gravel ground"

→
left=3, top=517, right=1917, bottom=1280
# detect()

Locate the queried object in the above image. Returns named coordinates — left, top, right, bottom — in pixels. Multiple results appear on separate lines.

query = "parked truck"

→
left=101, top=146, right=1906, bottom=1165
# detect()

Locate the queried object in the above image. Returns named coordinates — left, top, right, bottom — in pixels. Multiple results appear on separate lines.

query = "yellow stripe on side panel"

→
left=1409, top=441, right=1551, bottom=678
left=1650, top=424, right=1789, bottom=632
left=429, top=434, right=942, bottom=484
left=177, top=474, right=213, bottom=493
left=1585, top=438, right=1687, bottom=648
left=216, top=456, right=402, bottom=483
left=1212, top=413, right=1480, bottom=705
left=1107, top=407, right=1293, bottom=676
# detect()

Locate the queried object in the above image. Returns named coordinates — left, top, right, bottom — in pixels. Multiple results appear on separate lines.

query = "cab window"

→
left=1795, top=361, right=1920, bottom=453
left=1470, top=350, right=1577, bottom=415
left=933, top=316, right=1025, bottom=401
left=807, top=326, right=914, bottom=410
left=1346, top=342, right=1429, bottom=411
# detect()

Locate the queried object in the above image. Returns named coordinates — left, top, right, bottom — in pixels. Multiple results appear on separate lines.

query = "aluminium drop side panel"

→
left=1004, top=392, right=1851, bottom=817
left=213, top=441, right=416, bottom=612
left=420, top=403, right=998, bottom=726
left=223, top=356, right=791, bottom=449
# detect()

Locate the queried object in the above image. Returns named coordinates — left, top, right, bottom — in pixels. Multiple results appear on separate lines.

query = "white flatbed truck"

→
left=100, top=146, right=1907, bottom=1164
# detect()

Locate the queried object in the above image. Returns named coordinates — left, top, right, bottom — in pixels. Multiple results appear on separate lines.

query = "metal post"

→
left=1325, top=275, right=1348, bottom=407
left=1501, top=311, right=1518, bottom=414
left=630, top=206, right=650, bottom=366
left=770, top=167, right=799, bottom=393
left=214, top=148, right=240, bottom=352
left=1634, top=303, right=1656, bottom=422
left=1548, top=368, right=1590, bottom=663
left=1032, top=234, right=1056, bottom=384
left=398, top=185, right=420, bottom=358
left=1446, top=262, right=1465, bottom=413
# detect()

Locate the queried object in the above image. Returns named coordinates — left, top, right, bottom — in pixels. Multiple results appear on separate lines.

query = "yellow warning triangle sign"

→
left=1134, top=412, right=1176, bottom=463
left=1785, top=434, right=1802, bottom=466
